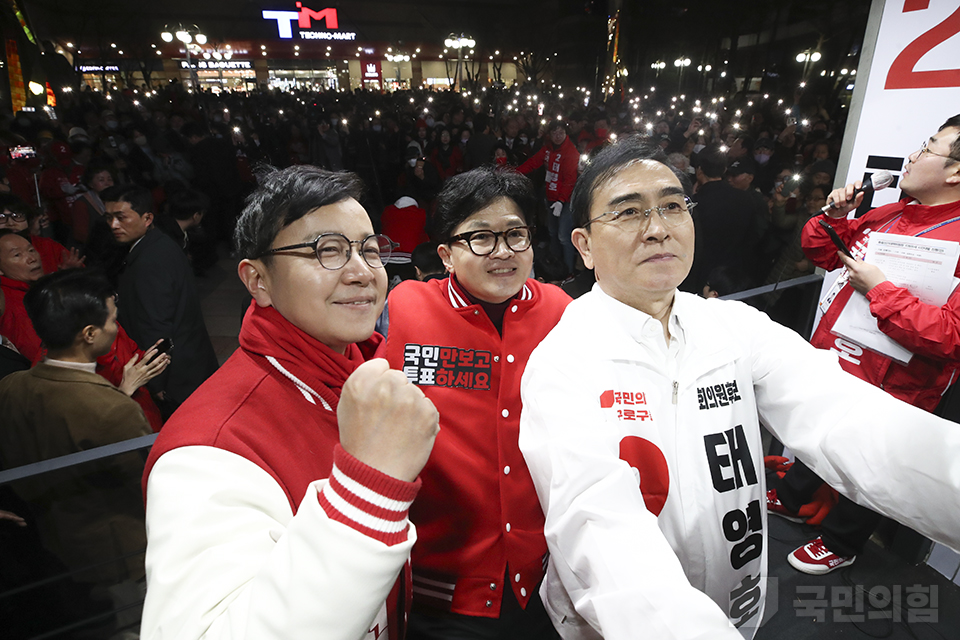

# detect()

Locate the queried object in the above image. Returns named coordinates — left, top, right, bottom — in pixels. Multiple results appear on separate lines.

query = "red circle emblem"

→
left=619, top=436, right=670, bottom=516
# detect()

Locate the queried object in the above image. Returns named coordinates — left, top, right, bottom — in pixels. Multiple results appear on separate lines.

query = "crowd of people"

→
left=1, top=77, right=959, bottom=640
left=0, top=80, right=845, bottom=288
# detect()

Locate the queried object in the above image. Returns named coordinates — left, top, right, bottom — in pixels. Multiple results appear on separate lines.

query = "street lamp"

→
left=443, top=33, right=475, bottom=91
left=385, top=51, right=411, bottom=90
left=650, top=60, right=666, bottom=80
left=674, top=57, right=691, bottom=91
left=161, top=23, right=207, bottom=90
left=795, top=49, right=822, bottom=84
left=202, top=44, right=233, bottom=90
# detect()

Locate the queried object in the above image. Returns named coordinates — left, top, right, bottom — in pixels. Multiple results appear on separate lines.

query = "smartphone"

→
left=148, top=338, right=174, bottom=363
left=817, top=219, right=852, bottom=257
left=9, top=146, right=36, bottom=160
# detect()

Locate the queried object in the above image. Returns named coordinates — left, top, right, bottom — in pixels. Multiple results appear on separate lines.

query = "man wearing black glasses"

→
left=771, top=114, right=960, bottom=576
left=141, top=166, right=440, bottom=640
left=380, top=166, right=571, bottom=640
left=518, top=138, right=960, bottom=640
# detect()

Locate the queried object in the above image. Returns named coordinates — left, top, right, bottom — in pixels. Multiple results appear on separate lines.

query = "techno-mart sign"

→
left=262, top=3, right=357, bottom=40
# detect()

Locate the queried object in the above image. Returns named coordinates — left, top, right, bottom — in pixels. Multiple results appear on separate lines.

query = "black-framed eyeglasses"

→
left=0, top=211, right=27, bottom=223
left=918, top=139, right=959, bottom=162
left=584, top=196, right=697, bottom=232
left=448, top=226, right=534, bottom=256
left=260, top=233, right=394, bottom=270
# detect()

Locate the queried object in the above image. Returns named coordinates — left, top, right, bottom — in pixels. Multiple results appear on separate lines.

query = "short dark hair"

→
left=939, top=114, right=960, bottom=162
left=81, top=160, right=116, bottom=189
left=571, top=135, right=693, bottom=228
left=235, top=165, right=364, bottom=261
left=697, top=144, right=729, bottom=179
left=411, top=241, right=444, bottom=275
left=549, top=119, right=566, bottom=133
left=431, top=167, right=536, bottom=243
left=0, top=193, right=38, bottom=224
left=704, top=266, right=750, bottom=297
left=101, top=184, right=154, bottom=217
left=802, top=184, right=829, bottom=203
left=165, top=188, right=210, bottom=221
left=23, top=269, right=114, bottom=350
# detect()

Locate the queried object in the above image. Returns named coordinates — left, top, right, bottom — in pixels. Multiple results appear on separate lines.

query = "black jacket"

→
left=117, top=228, right=218, bottom=406
left=682, top=180, right=764, bottom=293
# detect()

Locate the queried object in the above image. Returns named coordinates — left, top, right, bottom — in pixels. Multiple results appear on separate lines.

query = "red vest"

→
left=382, top=277, right=570, bottom=617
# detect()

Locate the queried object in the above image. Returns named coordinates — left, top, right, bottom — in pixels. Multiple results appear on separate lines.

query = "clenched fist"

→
left=338, top=359, right=440, bottom=482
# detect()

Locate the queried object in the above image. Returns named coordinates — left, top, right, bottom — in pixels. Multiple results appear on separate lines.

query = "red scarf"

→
left=238, top=301, right=382, bottom=410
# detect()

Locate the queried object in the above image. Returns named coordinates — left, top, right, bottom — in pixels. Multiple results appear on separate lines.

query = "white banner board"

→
left=838, top=0, right=960, bottom=207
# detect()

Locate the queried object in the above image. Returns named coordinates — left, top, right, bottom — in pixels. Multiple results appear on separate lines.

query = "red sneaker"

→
left=767, top=488, right=804, bottom=523
left=788, top=537, right=856, bottom=575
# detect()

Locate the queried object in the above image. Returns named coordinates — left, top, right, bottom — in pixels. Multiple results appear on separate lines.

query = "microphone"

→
left=821, top=170, right=894, bottom=214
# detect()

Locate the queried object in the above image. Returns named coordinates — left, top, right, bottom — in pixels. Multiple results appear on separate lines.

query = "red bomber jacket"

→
left=381, top=276, right=571, bottom=618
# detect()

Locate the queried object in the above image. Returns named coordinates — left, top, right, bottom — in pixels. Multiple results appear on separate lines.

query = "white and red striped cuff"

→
left=318, top=445, right=420, bottom=546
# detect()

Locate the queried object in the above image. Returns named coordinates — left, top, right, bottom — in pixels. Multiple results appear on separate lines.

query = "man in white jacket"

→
left=518, top=138, right=960, bottom=640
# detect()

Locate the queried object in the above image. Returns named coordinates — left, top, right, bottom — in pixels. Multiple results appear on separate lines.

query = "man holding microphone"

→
left=770, top=114, right=960, bottom=574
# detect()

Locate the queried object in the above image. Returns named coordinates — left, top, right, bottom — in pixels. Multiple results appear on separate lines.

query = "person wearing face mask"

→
left=514, top=131, right=532, bottom=165
left=101, top=110, right=120, bottom=133
left=492, top=143, right=511, bottom=168
left=751, top=137, right=782, bottom=196
left=380, top=167, right=571, bottom=640
left=586, top=117, right=611, bottom=152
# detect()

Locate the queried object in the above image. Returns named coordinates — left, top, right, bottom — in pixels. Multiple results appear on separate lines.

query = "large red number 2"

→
left=885, top=2, right=960, bottom=89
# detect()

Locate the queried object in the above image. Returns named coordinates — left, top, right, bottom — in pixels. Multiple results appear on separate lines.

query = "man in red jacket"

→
left=770, top=114, right=960, bottom=575
left=141, top=165, right=439, bottom=640
left=518, top=120, right=579, bottom=275
left=380, top=167, right=571, bottom=640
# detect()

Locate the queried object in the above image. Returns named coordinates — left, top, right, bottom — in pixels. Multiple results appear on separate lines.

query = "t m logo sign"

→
left=262, top=4, right=339, bottom=38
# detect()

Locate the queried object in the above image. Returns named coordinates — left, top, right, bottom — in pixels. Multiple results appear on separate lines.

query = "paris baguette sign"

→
left=262, top=3, right=357, bottom=40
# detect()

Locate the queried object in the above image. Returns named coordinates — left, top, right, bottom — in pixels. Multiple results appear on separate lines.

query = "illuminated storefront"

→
left=77, top=61, right=163, bottom=91
left=178, top=59, right=258, bottom=92
left=73, top=4, right=521, bottom=93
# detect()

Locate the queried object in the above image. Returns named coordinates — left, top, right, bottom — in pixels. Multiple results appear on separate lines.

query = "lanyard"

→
left=876, top=213, right=960, bottom=237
